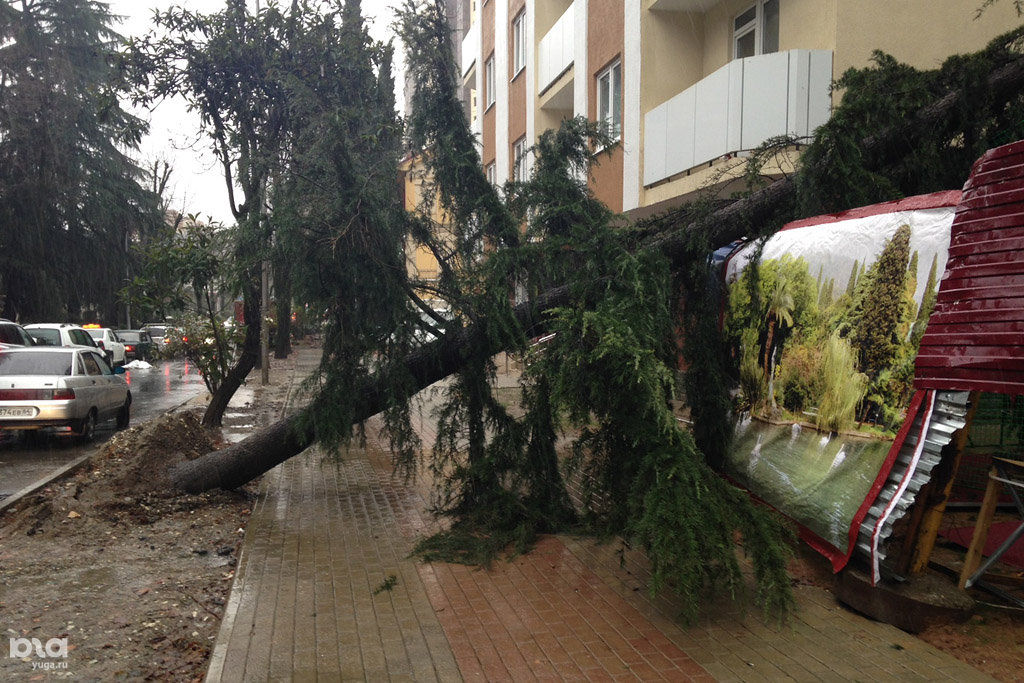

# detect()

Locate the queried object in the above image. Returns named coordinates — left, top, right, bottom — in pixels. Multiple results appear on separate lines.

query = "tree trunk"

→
left=172, top=55, right=1024, bottom=492
left=201, top=279, right=261, bottom=427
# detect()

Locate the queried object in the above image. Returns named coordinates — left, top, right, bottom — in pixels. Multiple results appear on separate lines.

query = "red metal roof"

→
left=915, top=140, right=1024, bottom=394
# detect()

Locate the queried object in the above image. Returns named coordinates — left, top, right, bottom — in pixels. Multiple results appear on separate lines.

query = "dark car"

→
left=0, top=319, right=36, bottom=347
left=115, top=329, right=153, bottom=362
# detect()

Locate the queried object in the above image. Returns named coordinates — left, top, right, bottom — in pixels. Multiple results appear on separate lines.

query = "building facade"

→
left=455, top=0, right=1019, bottom=216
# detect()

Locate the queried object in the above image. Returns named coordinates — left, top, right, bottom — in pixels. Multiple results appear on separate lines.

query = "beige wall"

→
left=640, top=7, right=706, bottom=113
left=781, top=0, right=836, bottom=54
left=835, top=1, right=1020, bottom=77
left=536, top=0, right=573, bottom=37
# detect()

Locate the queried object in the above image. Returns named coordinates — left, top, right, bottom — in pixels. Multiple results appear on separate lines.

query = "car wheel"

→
left=116, top=397, right=131, bottom=430
left=76, top=411, right=97, bottom=443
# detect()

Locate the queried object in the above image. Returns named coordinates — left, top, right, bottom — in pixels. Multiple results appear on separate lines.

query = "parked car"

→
left=24, top=323, right=100, bottom=351
left=83, top=326, right=126, bottom=366
left=141, top=324, right=182, bottom=357
left=0, top=346, right=131, bottom=441
left=0, top=319, right=36, bottom=347
left=115, top=329, right=153, bottom=362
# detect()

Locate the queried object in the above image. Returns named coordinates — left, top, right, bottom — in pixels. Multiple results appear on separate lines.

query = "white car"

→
left=24, top=323, right=100, bottom=351
left=83, top=327, right=126, bottom=367
left=0, top=346, right=131, bottom=441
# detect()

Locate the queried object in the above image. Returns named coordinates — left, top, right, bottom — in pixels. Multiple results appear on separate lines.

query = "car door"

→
left=76, top=351, right=105, bottom=417
left=89, top=351, right=121, bottom=419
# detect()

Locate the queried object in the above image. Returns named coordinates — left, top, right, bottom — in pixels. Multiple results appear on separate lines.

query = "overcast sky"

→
left=106, top=0, right=406, bottom=225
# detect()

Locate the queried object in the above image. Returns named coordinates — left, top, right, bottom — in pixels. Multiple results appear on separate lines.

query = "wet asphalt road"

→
left=0, top=359, right=208, bottom=500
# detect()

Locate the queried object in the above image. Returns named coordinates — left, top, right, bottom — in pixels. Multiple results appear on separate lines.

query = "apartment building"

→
left=454, top=0, right=1019, bottom=217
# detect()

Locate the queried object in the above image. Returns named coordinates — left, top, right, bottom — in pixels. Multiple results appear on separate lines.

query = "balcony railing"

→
left=462, top=17, right=480, bottom=78
left=643, top=49, right=832, bottom=187
left=538, top=1, right=575, bottom=94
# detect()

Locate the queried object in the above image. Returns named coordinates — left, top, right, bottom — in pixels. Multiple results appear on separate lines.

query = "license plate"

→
left=0, top=407, right=36, bottom=418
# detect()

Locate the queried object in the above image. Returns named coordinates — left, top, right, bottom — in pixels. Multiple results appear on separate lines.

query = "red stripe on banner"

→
left=822, top=390, right=927, bottom=573
left=870, top=390, right=935, bottom=585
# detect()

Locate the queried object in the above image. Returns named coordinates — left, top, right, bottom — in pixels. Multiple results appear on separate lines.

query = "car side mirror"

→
left=114, top=366, right=126, bottom=375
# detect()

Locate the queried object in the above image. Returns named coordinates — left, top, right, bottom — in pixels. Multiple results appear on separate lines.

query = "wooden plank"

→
left=958, top=467, right=1003, bottom=589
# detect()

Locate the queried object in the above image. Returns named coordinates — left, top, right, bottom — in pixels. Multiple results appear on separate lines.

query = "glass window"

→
left=486, top=162, right=496, bottom=186
left=512, top=137, right=528, bottom=182
left=485, top=54, right=495, bottom=108
left=596, top=60, right=622, bottom=141
left=733, top=1, right=779, bottom=59
left=0, top=350, right=74, bottom=375
left=82, top=353, right=102, bottom=376
left=28, top=328, right=59, bottom=346
left=512, top=11, right=526, bottom=76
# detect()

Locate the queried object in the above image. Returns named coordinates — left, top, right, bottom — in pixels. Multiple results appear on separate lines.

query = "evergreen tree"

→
left=910, top=253, right=940, bottom=347
left=844, top=259, right=860, bottom=298
left=0, top=0, right=158, bottom=322
left=852, top=225, right=912, bottom=380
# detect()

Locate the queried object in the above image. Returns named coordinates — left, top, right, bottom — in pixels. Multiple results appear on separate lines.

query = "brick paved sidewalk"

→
left=207, top=358, right=993, bottom=682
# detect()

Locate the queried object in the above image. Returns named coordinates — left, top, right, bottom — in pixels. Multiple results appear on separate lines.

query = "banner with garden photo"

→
left=721, top=191, right=961, bottom=560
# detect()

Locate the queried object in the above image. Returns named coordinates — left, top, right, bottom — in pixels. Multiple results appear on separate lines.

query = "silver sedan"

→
left=0, top=347, right=131, bottom=441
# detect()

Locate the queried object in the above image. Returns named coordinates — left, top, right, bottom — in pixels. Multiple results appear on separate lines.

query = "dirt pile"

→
left=0, top=409, right=257, bottom=680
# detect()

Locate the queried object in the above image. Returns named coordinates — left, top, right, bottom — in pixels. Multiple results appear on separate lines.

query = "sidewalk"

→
left=206, top=351, right=993, bottom=682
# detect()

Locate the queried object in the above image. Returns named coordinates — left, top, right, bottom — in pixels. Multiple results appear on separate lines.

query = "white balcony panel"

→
left=693, top=66, right=730, bottom=170
left=740, top=51, right=789, bottom=150
left=644, top=105, right=668, bottom=184
left=538, top=2, right=575, bottom=94
left=664, top=87, right=695, bottom=178
left=806, top=51, right=833, bottom=137
left=462, top=19, right=479, bottom=78
left=643, top=49, right=833, bottom=187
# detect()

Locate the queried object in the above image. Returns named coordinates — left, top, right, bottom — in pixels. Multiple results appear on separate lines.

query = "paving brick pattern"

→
left=208, top=354, right=994, bottom=682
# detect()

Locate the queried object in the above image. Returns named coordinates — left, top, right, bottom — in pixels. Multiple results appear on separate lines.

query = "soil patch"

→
left=0, top=409, right=257, bottom=681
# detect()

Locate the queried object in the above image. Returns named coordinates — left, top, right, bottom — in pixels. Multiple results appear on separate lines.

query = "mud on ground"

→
left=0, top=410, right=257, bottom=681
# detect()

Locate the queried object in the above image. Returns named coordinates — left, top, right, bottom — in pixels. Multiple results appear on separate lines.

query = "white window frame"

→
left=512, top=136, right=528, bottom=183
left=733, top=0, right=779, bottom=60
left=596, top=59, right=622, bottom=142
left=485, top=54, right=496, bottom=109
left=512, top=11, right=526, bottom=78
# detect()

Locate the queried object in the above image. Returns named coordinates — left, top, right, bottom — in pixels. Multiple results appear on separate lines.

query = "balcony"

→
left=643, top=49, right=832, bottom=187
left=462, top=18, right=479, bottom=78
left=538, top=1, right=574, bottom=95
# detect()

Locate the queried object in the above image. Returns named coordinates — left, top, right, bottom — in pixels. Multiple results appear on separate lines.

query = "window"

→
left=470, top=88, right=478, bottom=122
left=486, top=162, right=496, bottom=186
left=485, top=54, right=495, bottom=108
left=733, top=0, right=779, bottom=59
left=596, top=60, right=622, bottom=141
left=512, top=11, right=526, bottom=76
left=512, top=136, right=528, bottom=182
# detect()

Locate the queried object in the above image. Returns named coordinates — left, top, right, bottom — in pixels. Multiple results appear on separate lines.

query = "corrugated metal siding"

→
left=855, top=391, right=969, bottom=572
left=916, top=140, right=1024, bottom=394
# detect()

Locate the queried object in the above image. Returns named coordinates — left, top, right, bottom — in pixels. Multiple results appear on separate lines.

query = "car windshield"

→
left=147, top=326, right=167, bottom=337
left=0, top=350, right=74, bottom=376
left=28, top=329, right=60, bottom=346
left=118, top=331, right=140, bottom=342
left=86, top=329, right=103, bottom=339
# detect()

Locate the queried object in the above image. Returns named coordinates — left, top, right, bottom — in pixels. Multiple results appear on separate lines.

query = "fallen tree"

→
left=173, top=41, right=1024, bottom=494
